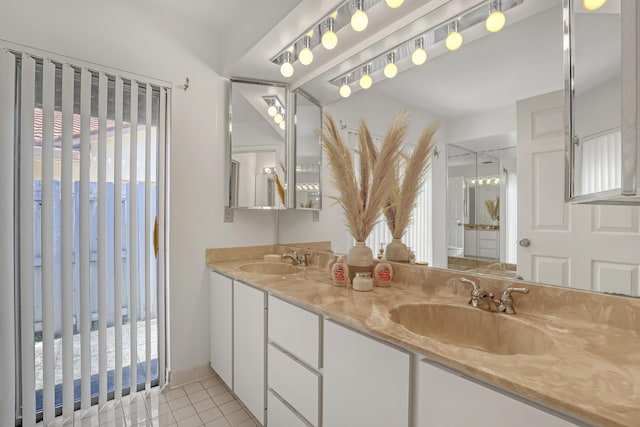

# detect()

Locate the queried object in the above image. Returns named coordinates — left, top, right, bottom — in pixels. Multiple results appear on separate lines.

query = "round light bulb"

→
left=279, top=121, right=286, bottom=130
left=445, top=31, right=463, bottom=51
left=478, top=179, right=483, bottom=185
left=583, top=0, right=607, bottom=10
left=299, top=47, right=313, bottom=65
left=411, top=47, right=427, bottom=65
left=359, top=74, right=372, bottom=89
left=339, top=84, right=352, bottom=98
left=274, top=113, right=283, bottom=124
left=321, top=31, right=338, bottom=50
left=280, top=61, right=294, bottom=78
left=386, top=0, right=404, bottom=8
left=267, top=105, right=277, bottom=117
left=384, top=62, right=398, bottom=79
left=485, top=10, right=506, bottom=32
left=494, top=178, right=500, bottom=184
left=351, top=9, right=368, bottom=32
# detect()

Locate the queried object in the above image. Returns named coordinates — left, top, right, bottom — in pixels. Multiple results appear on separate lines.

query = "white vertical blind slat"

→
left=60, top=63, right=75, bottom=418
left=157, top=88, right=167, bottom=387
left=79, top=67, right=92, bottom=410
left=41, top=58, right=56, bottom=424
left=20, top=52, right=37, bottom=427
left=144, top=84, right=152, bottom=390
left=98, top=72, right=108, bottom=406
left=114, top=76, right=124, bottom=399
left=129, top=81, right=139, bottom=395
left=0, top=48, right=16, bottom=426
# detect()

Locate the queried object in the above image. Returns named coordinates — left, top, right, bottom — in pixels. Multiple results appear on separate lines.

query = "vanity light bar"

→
left=328, top=0, right=524, bottom=88
left=270, top=0, right=386, bottom=73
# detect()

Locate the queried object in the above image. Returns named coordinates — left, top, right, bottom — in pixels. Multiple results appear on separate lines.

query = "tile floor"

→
left=39, top=374, right=262, bottom=427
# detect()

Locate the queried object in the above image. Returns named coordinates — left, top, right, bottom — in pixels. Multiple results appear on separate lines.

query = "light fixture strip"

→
left=329, top=0, right=524, bottom=87
left=270, top=0, right=384, bottom=66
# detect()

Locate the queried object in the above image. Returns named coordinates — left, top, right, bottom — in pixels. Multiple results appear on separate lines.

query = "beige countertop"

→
left=206, top=245, right=640, bottom=427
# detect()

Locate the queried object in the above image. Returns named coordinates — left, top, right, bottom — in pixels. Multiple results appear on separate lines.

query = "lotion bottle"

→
left=332, top=256, right=349, bottom=287
left=374, top=256, right=393, bottom=287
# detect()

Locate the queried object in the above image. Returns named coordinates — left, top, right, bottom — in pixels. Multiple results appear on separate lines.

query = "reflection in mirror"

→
left=448, top=144, right=518, bottom=278
left=229, top=79, right=287, bottom=209
left=569, top=0, right=622, bottom=198
left=294, top=90, right=322, bottom=210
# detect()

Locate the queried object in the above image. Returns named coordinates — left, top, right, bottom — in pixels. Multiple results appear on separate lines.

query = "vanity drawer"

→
left=268, top=389, right=310, bottom=427
left=268, top=343, right=320, bottom=426
left=268, top=295, right=321, bottom=368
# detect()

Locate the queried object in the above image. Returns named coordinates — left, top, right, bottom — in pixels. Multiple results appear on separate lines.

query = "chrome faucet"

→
left=281, top=250, right=311, bottom=266
left=460, top=278, right=528, bottom=314
left=460, top=278, right=497, bottom=312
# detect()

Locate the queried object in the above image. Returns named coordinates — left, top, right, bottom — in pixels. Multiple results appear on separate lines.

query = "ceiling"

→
left=155, top=0, right=619, bottom=121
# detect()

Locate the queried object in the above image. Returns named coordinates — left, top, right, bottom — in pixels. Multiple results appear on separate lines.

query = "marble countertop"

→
left=206, top=252, right=640, bottom=427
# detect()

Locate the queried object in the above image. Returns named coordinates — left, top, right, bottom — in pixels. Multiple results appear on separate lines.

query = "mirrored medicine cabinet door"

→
left=565, top=0, right=640, bottom=204
left=293, top=90, right=322, bottom=210
left=228, top=79, right=288, bottom=209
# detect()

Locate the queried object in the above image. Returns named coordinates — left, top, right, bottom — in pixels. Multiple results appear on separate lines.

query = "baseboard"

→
left=167, top=363, right=215, bottom=388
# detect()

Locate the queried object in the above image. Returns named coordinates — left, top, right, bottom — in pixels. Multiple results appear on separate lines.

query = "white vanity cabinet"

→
left=323, top=319, right=411, bottom=427
left=233, top=281, right=267, bottom=425
left=416, top=360, right=579, bottom=427
left=208, top=271, right=233, bottom=388
left=267, top=295, right=321, bottom=426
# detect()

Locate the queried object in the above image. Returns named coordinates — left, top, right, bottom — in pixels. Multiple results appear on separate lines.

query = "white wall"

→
left=0, top=0, right=277, bottom=377
left=278, top=89, right=440, bottom=254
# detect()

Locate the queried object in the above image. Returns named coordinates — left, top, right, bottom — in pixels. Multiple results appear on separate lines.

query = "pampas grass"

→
left=485, top=196, right=500, bottom=222
left=363, top=112, right=439, bottom=240
left=318, top=111, right=403, bottom=242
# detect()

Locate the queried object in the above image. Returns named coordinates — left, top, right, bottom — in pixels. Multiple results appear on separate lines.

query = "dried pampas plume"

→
left=317, top=111, right=403, bottom=242
left=363, top=112, right=439, bottom=240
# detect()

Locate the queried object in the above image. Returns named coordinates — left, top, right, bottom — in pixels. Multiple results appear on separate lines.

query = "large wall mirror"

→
left=228, top=79, right=288, bottom=209
left=293, top=90, right=322, bottom=210
left=299, top=0, right=640, bottom=297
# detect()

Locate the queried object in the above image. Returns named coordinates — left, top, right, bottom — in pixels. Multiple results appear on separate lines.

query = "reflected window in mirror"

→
left=293, top=90, right=322, bottom=210
left=229, top=79, right=288, bottom=209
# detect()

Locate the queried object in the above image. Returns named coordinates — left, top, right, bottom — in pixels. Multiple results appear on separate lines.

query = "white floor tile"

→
left=172, top=404, right=198, bottom=422
left=187, top=390, right=210, bottom=404
left=218, top=401, right=242, bottom=416
left=225, top=408, right=250, bottom=426
left=198, top=407, right=224, bottom=424
left=193, top=398, right=216, bottom=414
left=177, top=414, right=204, bottom=427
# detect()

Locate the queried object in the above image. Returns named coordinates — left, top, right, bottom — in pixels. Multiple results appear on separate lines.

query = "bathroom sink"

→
left=389, top=303, right=554, bottom=356
left=238, top=262, right=300, bottom=275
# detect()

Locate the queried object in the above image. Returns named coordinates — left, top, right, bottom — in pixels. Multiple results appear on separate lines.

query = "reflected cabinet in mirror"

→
left=228, top=79, right=288, bottom=209
left=293, top=90, right=322, bottom=210
left=565, top=0, right=640, bottom=204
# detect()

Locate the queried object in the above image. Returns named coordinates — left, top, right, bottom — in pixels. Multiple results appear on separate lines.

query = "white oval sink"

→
left=238, top=262, right=300, bottom=275
left=389, top=303, right=554, bottom=356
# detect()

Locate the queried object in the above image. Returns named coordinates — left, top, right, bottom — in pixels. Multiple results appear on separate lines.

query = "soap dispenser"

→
left=332, top=256, right=349, bottom=287
left=374, top=255, right=393, bottom=287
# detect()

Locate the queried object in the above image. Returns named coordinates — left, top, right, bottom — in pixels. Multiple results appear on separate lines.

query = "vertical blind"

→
left=346, top=131, right=434, bottom=264
left=4, top=47, right=169, bottom=426
left=580, top=128, right=622, bottom=194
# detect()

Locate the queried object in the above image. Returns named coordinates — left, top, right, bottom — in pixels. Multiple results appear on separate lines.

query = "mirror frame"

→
left=564, top=0, right=640, bottom=204
left=227, top=78, right=290, bottom=209
left=291, top=88, right=323, bottom=211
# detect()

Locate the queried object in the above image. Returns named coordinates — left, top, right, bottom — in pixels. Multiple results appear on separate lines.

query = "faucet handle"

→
left=501, top=287, right=529, bottom=298
left=499, top=287, right=529, bottom=314
left=460, top=277, right=480, bottom=292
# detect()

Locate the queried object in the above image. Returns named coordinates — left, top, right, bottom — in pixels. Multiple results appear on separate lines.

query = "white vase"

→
left=347, top=241, right=374, bottom=282
left=386, top=238, right=409, bottom=263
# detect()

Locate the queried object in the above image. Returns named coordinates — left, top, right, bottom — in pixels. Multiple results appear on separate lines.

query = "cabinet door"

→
left=233, top=281, right=266, bottom=425
left=209, top=271, right=232, bottom=389
left=323, top=319, right=411, bottom=427
left=417, top=360, right=578, bottom=427
left=268, top=390, right=310, bottom=427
